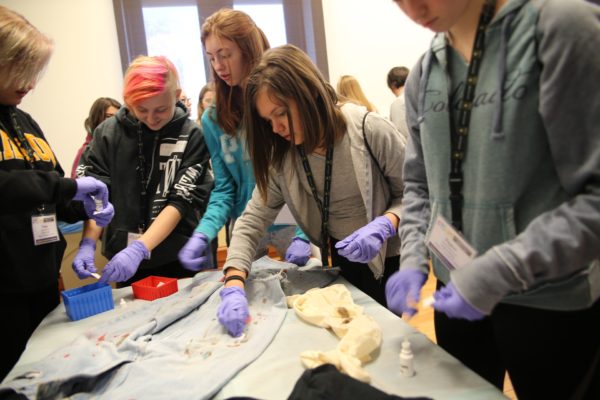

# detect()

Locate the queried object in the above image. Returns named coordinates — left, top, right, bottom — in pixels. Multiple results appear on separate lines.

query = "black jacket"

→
left=79, top=104, right=213, bottom=268
left=0, top=105, right=87, bottom=294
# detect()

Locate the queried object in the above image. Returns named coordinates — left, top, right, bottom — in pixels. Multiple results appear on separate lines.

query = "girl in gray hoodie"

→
left=385, top=0, right=600, bottom=398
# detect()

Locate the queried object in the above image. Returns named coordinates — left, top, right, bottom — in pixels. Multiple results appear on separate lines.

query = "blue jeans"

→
left=1, top=270, right=287, bottom=399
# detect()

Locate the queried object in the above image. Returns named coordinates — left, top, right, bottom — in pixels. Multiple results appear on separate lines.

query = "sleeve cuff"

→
left=61, top=177, right=78, bottom=202
left=451, top=245, right=526, bottom=314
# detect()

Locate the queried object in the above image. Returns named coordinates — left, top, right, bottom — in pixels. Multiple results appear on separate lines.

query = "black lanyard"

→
left=0, top=110, right=38, bottom=169
left=447, top=0, right=496, bottom=231
left=297, top=144, right=333, bottom=267
left=1, top=109, right=50, bottom=213
left=137, top=125, right=153, bottom=232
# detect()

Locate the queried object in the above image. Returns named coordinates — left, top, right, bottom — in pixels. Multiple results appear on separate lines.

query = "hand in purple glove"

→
left=217, top=286, right=249, bottom=337
left=72, top=238, right=97, bottom=279
left=335, top=216, right=396, bottom=263
left=432, top=282, right=485, bottom=321
left=285, top=237, right=311, bottom=266
left=385, top=269, right=428, bottom=317
left=178, top=232, right=212, bottom=271
left=90, top=201, right=114, bottom=227
left=99, top=240, right=149, bottom=283
left=73, top=177, right=108, bottom=201
left=74, top=177, right=114, bottom=227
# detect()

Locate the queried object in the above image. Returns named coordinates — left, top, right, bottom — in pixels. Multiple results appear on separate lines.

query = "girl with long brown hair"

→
left=217, top=44, right=406, bottom=337
left=178, top=11, right=313, bottom=336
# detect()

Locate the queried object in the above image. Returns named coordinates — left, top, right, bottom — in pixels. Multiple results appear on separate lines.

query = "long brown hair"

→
left=85, top=97, right=121, bottom=134
left=244, top=44, right=346, bottom=200
left=201, top=9, right=269, bottom=135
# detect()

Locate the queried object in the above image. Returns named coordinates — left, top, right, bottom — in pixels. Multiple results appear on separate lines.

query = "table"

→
left=4, top=265, right=505, bottom=400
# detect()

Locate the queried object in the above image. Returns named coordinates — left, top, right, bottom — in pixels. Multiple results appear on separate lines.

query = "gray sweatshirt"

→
left=401, top=0, right=600, bottom=313
left=225, top=102, right=406, bottom=278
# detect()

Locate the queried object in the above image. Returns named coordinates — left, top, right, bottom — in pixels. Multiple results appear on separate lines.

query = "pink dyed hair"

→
left=123, top=55, right=180, bottom=107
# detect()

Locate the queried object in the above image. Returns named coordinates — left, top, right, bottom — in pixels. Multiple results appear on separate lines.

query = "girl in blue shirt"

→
left=178, top=9, right=311, bottom=271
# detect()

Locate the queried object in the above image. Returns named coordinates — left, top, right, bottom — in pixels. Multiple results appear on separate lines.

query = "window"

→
left=234, top=2, right=287, bottom=47
left=112, top=0, right=328, bottom=120
left=142, top=5, right=205, bottom=119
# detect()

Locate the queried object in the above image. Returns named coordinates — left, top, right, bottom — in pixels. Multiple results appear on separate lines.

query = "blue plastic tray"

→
left=61, top=282, right=114, bottom=321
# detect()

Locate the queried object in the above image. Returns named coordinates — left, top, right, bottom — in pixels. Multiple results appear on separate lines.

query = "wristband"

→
left=224, top=275, right=245, bottom=285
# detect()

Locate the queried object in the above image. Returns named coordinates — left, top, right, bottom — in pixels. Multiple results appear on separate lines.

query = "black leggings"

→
left=0, top=284, right=59, bottom=381
left=434, top=280, right=600, bottom=400
left=329, top=237, right=398, bottom=307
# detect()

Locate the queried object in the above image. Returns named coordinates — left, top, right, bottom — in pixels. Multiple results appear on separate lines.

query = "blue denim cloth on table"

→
left=0, top=259, right=339, bottom=399
left=0, top=270, right=289, bottom=400
left=250, top=256, right=340, bottom=295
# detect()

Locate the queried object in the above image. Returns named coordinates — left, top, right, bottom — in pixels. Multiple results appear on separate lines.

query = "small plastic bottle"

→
left=399, top=337, right=415, bottom=377
left=94, top=197, right=103, bottom=213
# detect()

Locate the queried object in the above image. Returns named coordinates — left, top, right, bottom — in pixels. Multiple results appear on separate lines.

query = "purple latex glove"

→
left=73, top=176, right=108, bottom=201
left=284, top=237, right=311, bottom=266
left=335, top=216, right=396, bottom=263
left=385, top=269, right=428, bottom=317
left=90, top=201, right=114, bottom=228
left=99, top=240, right=149, bottom=283
left=217, top=286, right=249, bottom=337
left=74, top=177, right=114, bottom=227
left=178, top=232, right=212, bottom=271
left=72, top=237, right=97, bottom=279
left=432, top=282, right=486, bottom=321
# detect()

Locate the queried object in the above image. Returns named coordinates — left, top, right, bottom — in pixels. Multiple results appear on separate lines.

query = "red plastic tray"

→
left=131, top=276, right=178, bottom=301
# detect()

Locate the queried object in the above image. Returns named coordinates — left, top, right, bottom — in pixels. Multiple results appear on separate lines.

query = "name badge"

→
left=425, top=215, right=477, bottom=270
left=31, top=213, right=60, bottom=246
left=127, top=231, right=151, bottom=259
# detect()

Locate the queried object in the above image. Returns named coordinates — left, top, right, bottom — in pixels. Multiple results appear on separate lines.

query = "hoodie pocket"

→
left=425, top=199, right=517, bottom=259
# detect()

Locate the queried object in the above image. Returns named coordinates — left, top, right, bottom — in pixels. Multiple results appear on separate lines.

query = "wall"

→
left=323, top=0, right=433, bottom=116
left=0, top=0, right=432, bottom=169
left=0, top=0, right=123, bottom=173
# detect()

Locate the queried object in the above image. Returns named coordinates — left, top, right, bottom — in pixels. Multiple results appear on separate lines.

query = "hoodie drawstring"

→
left=492, top=11, right=516, bottom=140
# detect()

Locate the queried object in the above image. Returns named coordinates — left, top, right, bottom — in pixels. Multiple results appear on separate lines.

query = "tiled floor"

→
left=407, top=272, right=517, bottom=400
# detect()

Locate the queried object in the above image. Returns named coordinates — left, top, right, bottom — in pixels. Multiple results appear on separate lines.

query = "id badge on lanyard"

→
left=425, top=215, right=477, bottom=270
left=31, top=209, right=59, bottom=246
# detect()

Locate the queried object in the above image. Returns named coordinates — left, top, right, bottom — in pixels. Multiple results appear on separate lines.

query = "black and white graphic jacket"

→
left=79, top=104, right=213, bottom=268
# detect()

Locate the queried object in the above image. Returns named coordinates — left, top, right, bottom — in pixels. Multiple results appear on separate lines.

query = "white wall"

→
left=0, top=0, right=431, bottom=168
left=0, top=0, right=123, bottom=173
left=323, top=0, right=433, bottom=116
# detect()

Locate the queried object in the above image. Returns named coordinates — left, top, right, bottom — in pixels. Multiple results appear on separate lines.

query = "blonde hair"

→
left=336, top=75, right=377, bottom=113
left=245, top=44, right=346, bottom=200
left=201, top=8, right=269, bottom=135
left=0, top=6, right=53, bottom=90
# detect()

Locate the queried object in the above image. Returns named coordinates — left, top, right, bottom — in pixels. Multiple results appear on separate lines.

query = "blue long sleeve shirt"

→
left=195, top=107, right=306, bottom=242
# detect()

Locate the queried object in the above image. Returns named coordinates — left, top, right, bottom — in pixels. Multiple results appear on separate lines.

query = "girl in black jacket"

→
left=0, top=5, right=113, bottom=380
left=74, top=55, right=213, bottom=287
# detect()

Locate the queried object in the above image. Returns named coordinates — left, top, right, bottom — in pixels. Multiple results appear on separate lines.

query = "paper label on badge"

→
left=31, top=213, right=60, bottom=246
left=426, top=215, right=477, bottom=270
left=127, top=232, right=151, bottom=259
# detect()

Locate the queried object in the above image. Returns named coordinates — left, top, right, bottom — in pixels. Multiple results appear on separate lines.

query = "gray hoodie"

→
left=401, top=0, right=600, bottom=313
